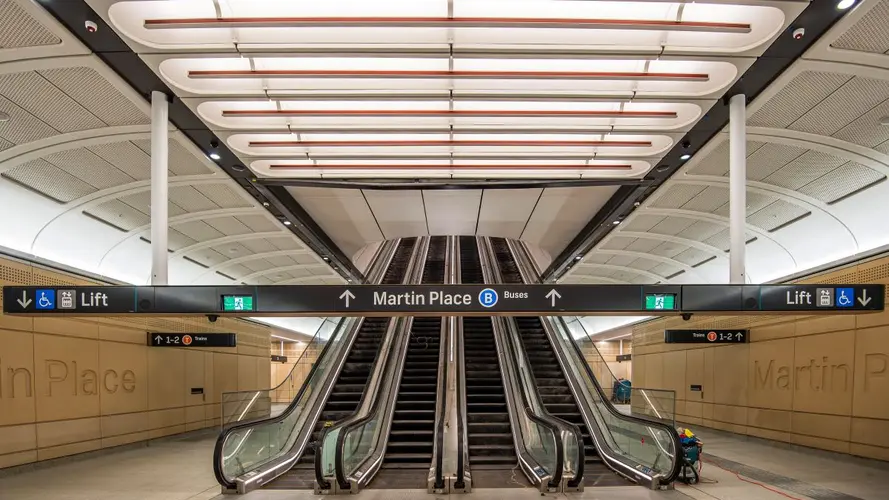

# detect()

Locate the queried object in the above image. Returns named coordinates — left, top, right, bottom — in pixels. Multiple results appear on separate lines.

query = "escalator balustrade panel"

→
left=266, top=237, right=417, bottom=489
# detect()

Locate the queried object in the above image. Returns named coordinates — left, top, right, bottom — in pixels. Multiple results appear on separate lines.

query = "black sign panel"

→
left=3, top=284, right=884, bottom=316
left=147, top=333, right=236, bottom=347
left=690, top=385, right=702, bottom=392
left=271, top=355, right=288, bottom=363
left=665, top=329, right=748, bottom=344
left=616, top=354, right=632, bottom=362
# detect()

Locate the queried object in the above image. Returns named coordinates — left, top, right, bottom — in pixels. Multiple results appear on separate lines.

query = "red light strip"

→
left=248, top=140, right=652, bottom=147
left=223, top=110, right=677, bottom=118
left=267, top=163, right=634, bottom=170
left=192, top=69, right=708, bottom=82
left=145, top=16, right=751, bottom=33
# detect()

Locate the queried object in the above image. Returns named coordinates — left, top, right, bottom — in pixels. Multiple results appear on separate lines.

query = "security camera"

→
left=85, top=20, right=98, bottom=33
left=681, top=313, right=693, bottom=321
left=207, top=314, right=219, bottom=323
left=792, top=27, right=805, bottom=40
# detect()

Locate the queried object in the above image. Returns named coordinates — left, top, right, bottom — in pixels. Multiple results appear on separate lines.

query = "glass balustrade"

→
left=217, top=316, right=358, bottom=484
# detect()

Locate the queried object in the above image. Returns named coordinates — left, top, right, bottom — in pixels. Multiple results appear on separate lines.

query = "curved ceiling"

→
left=563, top=0, right=889, bottom=291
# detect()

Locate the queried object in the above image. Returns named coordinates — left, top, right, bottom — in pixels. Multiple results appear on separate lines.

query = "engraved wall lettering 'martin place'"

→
left=0, top=358, right=136, bottom=399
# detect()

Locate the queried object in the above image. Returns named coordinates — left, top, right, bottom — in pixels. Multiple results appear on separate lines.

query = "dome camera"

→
left=85, top=20, right=98, bottom=33
left=792, top=27, right=805, bottom=40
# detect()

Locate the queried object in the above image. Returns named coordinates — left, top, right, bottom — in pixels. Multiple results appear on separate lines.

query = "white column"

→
left=150, top=91, right=169, bottom=285
left=729, top=93, right=746, bottom=284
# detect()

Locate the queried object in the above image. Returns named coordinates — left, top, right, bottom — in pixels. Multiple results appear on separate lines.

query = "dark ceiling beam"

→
left=35, top=0, right=364, bottom=284
left=258, top=178, right=652, bottom=190
left=541, top=0, right=856, bottom=283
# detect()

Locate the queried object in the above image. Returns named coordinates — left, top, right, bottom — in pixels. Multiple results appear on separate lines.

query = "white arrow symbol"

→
left=858, top=289, right=871, bottom=307
left=736, top=332, right=743, bottom=341
left=545, top=289, right=562, bottom=307
left=339, top=289, right=355, bottom=308
left=17, top=291, right=31, bottom=309
left=154, top=335, right=164, bottom=343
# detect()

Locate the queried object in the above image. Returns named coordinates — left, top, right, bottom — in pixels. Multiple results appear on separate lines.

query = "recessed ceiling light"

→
left=837, top=0, right=856, bottom=10
left=575, top=255, right=582, bottom=261
left=0, top=111, right=9, bottom=122
left=322, top=256, right=329, bottom=261
left=283, top=220, right=291, bottom=225
left=231, top=164, right=245, bottom=172
left=208, top=152, right=221, bottom=161
left=612, top=220, right=621, bottom=225
left=680, top=153, right=691, bottom=161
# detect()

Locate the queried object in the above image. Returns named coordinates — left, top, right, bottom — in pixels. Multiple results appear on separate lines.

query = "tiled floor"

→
left=0, top=426, right=885, bottom=500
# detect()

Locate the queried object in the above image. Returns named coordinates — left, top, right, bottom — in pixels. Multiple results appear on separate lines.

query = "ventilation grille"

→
left=831, top=0, right=889, bottom=54
left=0, top=0, right=61, bottom=49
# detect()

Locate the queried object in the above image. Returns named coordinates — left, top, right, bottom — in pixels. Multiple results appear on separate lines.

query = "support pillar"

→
left=150, top=91, right=169, bottom=285
left=729, top=94, right=746, bottom=285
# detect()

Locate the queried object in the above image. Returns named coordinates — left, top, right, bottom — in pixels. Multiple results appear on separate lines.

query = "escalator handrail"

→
left=320, top=237, right=427, bottom=490
left=555, top=315, right=684, bottom=485
left=507, top=238, right=683, bottom=485
left=432, top=236, right=454, bottom=490
left=213, top=316, right=351, bottom=489
left=508, top=316, right=587, bottom=487
left=504, top=317, right=584, bottom=487
left=212, top=240, right=399, bottom=489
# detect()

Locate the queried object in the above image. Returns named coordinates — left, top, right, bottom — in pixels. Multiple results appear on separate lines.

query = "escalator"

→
left=373, top=236, right=447, bottom=488
left=515, top=317, right=627, bottom=487
left=266, top=237, right=417, bottom=489
left=460, top=236, right=518, bottom=485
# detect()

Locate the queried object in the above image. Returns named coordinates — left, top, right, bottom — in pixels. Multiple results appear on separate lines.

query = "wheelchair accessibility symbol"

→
left=836, top=288, right=854, bottom=308
left=35, top=289, right=55, bottom=310
left=479, top=288, right=498, bottom=308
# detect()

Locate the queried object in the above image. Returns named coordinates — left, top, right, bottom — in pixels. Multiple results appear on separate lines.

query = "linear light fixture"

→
left=144, top=17, right=751, bottom=33
left=267, top=163, right=634, bottom=170
left=247, top=139, right=652, bottom=147
left=222, top=109, right=678, bottom=118
left=190, top=69, right=709, bottom=82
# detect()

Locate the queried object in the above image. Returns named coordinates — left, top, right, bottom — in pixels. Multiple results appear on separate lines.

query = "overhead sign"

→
left=147, top=333, right=237, bottom=348
left=3, top=284, right=884, bottom=317
left=271, top=354, right=288, bottom=363
left=665, top=329, right=748, bottom=344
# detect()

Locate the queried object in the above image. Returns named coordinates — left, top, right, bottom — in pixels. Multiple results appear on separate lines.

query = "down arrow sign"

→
left=858, top=290, right=872, bottom=307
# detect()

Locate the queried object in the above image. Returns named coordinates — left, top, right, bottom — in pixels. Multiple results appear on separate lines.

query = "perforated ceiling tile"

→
left=748, top=200, right=809, bottom=232
left=799, top=162, right=885, bottom=203
left=650, top=184, right=707, bottom=209
left=241, top=238, right=278, bottom=253
left=242, top=258, right=276, bottom=273
left=673, top=247, right=710, bottom=266
left=677, top=220, right=723, bottom=241
left=832, top=99, right=889, bottom=148
left=0, top=71, right=105, bottom=132
left=172, top=220, right=225, bottom=242
left=682, top=185, right=728, bottom=214
left=42, top=148, right=135, bottom=190
left=624, top=215, right=665, bottom=232
left=266, top=254, right=298, bottom=267
left=39, top=67, right=149, bottom=127
left=254, top=276, right=273, bottom=285
left=583, top=253, right=612, bottom=265
left=876, top=139, right=889, bottom=155
left=748, top=71, right=852, bottom=128
left=170, top=185, right=219, bottom=212
left=205, top=216, right=252, bottom=236
left=221, top=263, right=251, bottom=279
left=118, top=190, right=188, bottom=218
left=0, top=0, right=61, bottom=48
left=601, top=237, right=635, bottom=251
left=168, top=229, right=197, bottom=251
left=211, top=242, right=253, bottom=259
left=649, top=216, right=696, bottom=236
left=628, top=257, right=660, bottom=272
left=791, top=77, right=889, bottom=136
left=648, top=241, right=686, bottom=258
left=235, top=214, right=279, bottom=233
left=0, top=137, right=12, bottom=152
left=269, top=237, right=302, bottom=251
left=85, top=199, right=150, bottom=231
left=195, top=183, right=252, bottom=209
left=293, top=253, right=317, bottom=265
left=746, top=143, right=807, bottom=181
left=651, top=262, right=682, bottom=277
left=88, top=141, right=152, bottom=181
left=704, top=228, right=732, bottom=251
left=189, top=249, right=228, bottom=268
left=761, top=150, right=847, bottom=191
left=604, top=254, right=636, bottom=267
left=2, top=158, right=96, bottom=202
left=0, top=95, right=59, bottom=144
left=132, top=139, right=213, bottom=176
left=712, top=190, right=772, bottom=218
left=625, top=238, right=661, bottom=253
left=832, top=0, right=889, bottom=53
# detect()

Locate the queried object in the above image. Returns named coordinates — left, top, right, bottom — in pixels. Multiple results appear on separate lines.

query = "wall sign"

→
left=616, top=354, right=632, bottom=362
left=147, top=333, right=237, bottom=347
left=271, top=355, right=288, bottom=363
left=664, top=329, right=749, bottom=344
